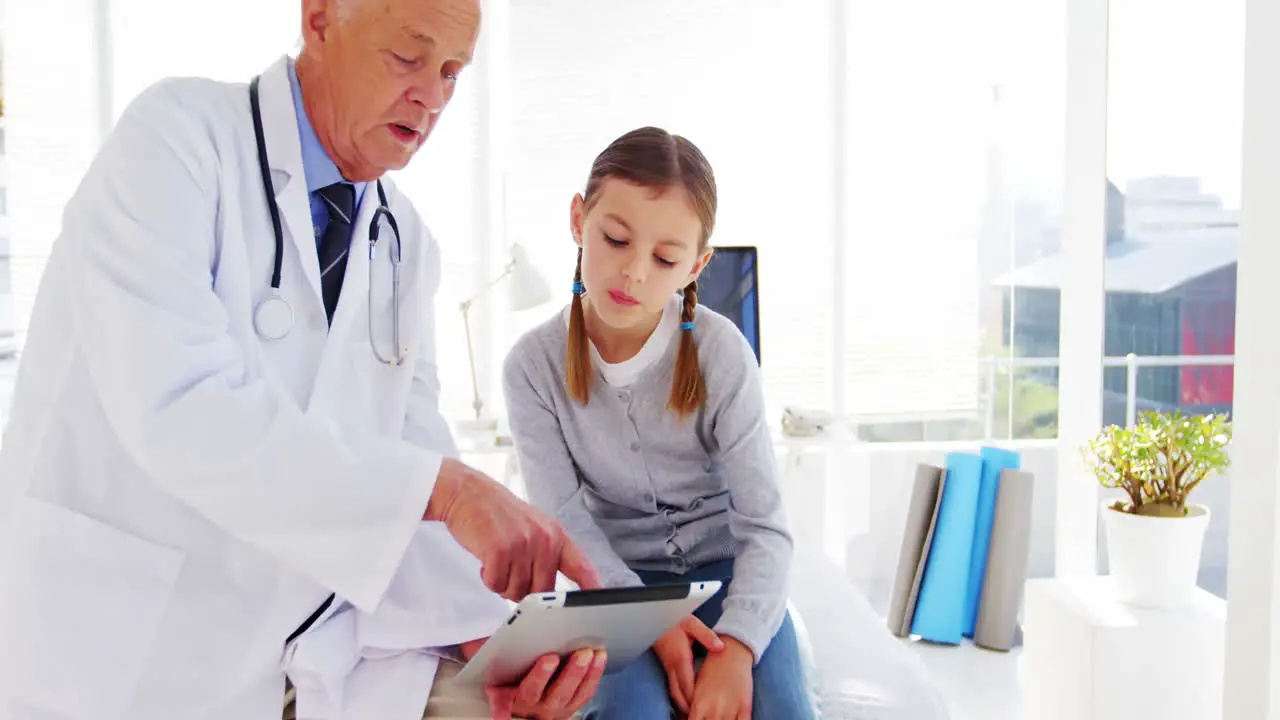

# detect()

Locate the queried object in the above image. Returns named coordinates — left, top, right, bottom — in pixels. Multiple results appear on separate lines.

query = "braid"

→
left=669, top=279, right=706, bottom=417
left=682, top=280, right=698, bottom=324
left=566, top=248, right=592, bottom=404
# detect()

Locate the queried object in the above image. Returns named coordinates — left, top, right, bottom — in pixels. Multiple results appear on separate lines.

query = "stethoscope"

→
left=248, top=75, right=407, bottom=365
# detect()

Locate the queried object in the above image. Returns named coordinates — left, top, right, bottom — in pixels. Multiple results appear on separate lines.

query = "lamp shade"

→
left=506, top=243, right=551, bottom=311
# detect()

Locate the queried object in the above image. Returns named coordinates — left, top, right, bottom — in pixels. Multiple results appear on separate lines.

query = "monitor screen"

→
left=697, top=246, right=760, bottom=365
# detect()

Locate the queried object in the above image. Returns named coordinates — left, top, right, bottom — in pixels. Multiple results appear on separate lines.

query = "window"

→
left=1100, top=0, right=1243, bottom=601
left=1102, top=0, right=1243, bottom=431
left=843, top=0, right=1066, bottom=441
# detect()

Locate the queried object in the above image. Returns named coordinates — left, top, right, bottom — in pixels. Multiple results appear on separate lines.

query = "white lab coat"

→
left=283, top=522, right=511, bottom=720
left=0, top=55, right=510, bottom=719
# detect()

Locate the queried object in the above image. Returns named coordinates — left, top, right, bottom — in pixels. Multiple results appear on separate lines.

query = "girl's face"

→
left=571, top=178, right=712, bottom=333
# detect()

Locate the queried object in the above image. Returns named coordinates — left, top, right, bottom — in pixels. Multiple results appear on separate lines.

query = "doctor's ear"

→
left=300, top=0, right=338, bottom=43
left=570, top=194, right=587, bottom=248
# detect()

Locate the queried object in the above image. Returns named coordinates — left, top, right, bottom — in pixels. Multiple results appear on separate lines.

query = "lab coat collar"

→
left=257, top=55, right=325, bottom=314
left=256, top=55, right=381, bottom=354
left=284, top=58, right=369, bottom=208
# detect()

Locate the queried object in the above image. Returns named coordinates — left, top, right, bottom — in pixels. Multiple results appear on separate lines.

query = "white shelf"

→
left=1021, top=575, right=1225, bottom=720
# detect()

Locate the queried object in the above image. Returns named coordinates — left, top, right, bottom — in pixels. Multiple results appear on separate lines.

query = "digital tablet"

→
left=453, top=580, right=722, bottom=687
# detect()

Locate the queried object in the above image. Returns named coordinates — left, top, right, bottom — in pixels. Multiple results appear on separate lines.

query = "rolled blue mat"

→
left=910, top=451, right=984, bottom=644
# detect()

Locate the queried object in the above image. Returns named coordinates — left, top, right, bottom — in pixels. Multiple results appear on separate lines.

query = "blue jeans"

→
left=582, top=559, right=814, bottom=720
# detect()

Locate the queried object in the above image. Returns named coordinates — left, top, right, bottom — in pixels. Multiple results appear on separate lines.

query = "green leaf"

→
left=1080, top=410, right=1231, bottom=510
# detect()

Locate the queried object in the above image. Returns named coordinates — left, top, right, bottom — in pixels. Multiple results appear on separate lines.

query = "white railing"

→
left=981, top=352, right=1236, bottom=440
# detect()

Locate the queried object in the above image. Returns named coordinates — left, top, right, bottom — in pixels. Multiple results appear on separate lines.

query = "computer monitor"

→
left=697, top=245, right=760, bottom=365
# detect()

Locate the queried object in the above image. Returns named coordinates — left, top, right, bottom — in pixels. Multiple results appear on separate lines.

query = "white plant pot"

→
left=1101, top=501, right=1210, bottom=609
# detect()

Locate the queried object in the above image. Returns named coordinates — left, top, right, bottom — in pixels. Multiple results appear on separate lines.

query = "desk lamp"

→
left=458, top=243, right=550, bottom=433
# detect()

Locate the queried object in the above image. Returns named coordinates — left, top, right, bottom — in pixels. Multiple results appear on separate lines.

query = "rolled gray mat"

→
left=974, top=468, right=1035, bottom=651
left=887, top=463, right=945, bottom=637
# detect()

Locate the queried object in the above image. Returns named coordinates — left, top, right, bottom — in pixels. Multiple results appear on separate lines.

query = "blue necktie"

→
left=316, top=183, right=355, bottom=325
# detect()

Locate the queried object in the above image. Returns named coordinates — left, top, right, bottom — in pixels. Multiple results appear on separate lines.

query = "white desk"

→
left=1021, top=575, right=1225, bottom=720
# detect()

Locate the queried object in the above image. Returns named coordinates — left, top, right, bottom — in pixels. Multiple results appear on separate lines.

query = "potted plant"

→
left=1081, top=409, right=1232, bottom=608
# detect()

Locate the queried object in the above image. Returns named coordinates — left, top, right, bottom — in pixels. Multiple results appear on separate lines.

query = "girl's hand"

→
left=689, top=636, right=753, bottom=720
left=652, top=615, right=725, bottom=714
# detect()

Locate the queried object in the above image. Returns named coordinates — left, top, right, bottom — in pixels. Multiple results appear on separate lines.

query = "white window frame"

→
left=1224, top=0, right=1280, bottom=710
left=828, top=0, right=849, bottom=421
left=1055, top=0, right=1110, bottom=578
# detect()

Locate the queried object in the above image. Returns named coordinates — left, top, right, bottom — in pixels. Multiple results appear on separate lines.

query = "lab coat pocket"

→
left=2, top=497, right=184, bottom=720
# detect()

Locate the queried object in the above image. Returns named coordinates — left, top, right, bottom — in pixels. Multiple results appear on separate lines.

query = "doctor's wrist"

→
left=423, top=457, right=467, bottom=523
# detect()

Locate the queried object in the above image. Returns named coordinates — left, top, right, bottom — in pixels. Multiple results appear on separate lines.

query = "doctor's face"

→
left=571, top=179, right=711, bottom=333
left=298, top=0, right=480, bottom=181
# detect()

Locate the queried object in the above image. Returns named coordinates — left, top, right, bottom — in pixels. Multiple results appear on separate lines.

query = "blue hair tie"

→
left=681, top=321, right=694, bottom=331
left=572, top=281, right=585, bottom=295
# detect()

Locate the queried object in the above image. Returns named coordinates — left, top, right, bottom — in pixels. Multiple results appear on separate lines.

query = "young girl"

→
left=501, top=127, right=813, bottom=720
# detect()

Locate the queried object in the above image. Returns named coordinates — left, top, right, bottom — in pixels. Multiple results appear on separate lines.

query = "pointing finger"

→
left=558, top=536, right=601, bottom=590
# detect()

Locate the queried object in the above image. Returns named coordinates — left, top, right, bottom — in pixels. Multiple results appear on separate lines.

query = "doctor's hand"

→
left=652, top=615, right=725, bottom=715
left=425, top=458, right=602, bottom=600
left=484, top=649, right=607, bottom=720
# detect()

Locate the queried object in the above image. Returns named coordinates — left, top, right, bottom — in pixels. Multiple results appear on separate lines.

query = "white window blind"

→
left=488, top=0, right=836, bottom=423
left=840, top=0, right=1066, bottom=433
left=4, top=1, right=94, bottom=431
left=7, top=0, right=301, bottom=363
left=389, top=79, right=482, bottom=425
left=109, top=1, right=300, bottom=121
left=7, top=0, right=110, bottom=379
left=842, top=2, right=990, bottom=424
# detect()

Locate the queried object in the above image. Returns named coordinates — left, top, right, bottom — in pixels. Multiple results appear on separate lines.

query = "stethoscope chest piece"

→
left=254, top=292, right=294, bottom=341
left=248, top=73, right=402, bottom=357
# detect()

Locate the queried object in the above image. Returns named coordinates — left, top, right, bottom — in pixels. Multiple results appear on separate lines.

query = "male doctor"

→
left=0, top=0, right=605, bottom=718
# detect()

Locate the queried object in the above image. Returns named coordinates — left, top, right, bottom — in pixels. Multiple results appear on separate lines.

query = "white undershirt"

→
left=562, top=294, right=682, bottom=387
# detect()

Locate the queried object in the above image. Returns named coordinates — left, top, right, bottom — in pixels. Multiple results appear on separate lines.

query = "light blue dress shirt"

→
left=285, top=59, right=367, bottom=246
